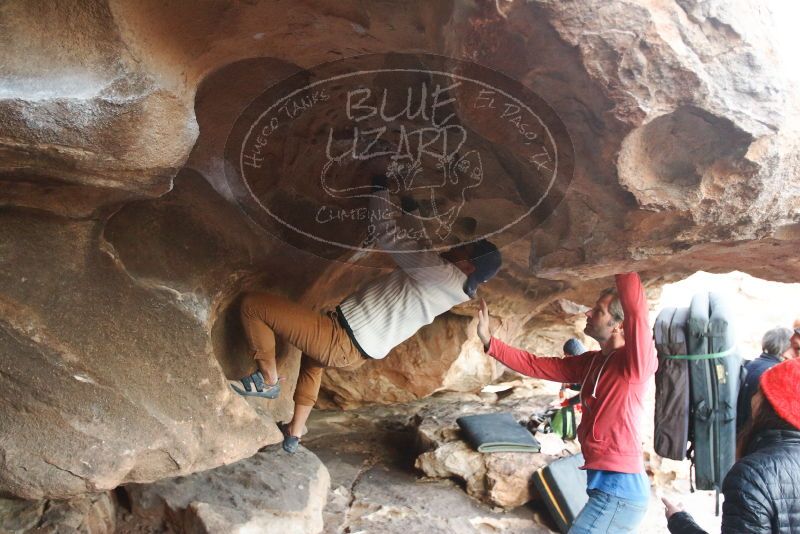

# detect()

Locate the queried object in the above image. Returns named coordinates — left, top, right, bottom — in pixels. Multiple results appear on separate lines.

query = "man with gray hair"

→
left=736, top=326, right=794, bottom=431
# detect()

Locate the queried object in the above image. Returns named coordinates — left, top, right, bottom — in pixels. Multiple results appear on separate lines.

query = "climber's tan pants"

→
left=240, top=292, right=366, bottom=406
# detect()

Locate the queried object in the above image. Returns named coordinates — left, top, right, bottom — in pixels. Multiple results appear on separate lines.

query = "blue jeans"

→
left=568, top=489, right=648, bottom=533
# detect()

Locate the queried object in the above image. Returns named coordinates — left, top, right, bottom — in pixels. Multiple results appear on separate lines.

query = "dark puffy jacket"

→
left=668, top=429, right=800, bottom=533
left=736, top=353, right=781, bottom=430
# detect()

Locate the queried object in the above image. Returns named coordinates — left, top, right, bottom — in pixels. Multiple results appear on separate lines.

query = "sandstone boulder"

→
left=414, top=381, right=580, bottom=509
left=0, top=171, right=309, bottom=500
left=0, top=493, right=116, bottom=534
left=318, top=313, right=501, bottom=409
left=2, top=0, right=800, bottom=503
left=124, top=445, right=330, bottom=534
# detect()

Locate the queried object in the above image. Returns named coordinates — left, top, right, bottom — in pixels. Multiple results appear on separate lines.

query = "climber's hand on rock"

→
left=371, top=173, right=390, bottom=190
left=400, top=195, right=419, bottom=213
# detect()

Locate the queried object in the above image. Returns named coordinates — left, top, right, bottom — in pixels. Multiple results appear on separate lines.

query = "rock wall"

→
left=319, top=312, right=500, bottom=409
left=0, top=493, right=116, bottom=533
left=123, top=445, right=330, bottom=534
left=1, top=0, right=799, bottom=500
left=0, top=180, right=282, bottom=500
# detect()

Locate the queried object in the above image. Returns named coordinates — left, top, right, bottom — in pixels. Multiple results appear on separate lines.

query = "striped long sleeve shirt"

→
left=338, top=189, right=469, bottom=359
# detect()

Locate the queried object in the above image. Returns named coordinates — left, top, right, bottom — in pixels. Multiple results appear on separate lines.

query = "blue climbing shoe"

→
left=230, top=370, right=281, bottom=399
left=278, top=422, right=301, bottom=454
left=282, top=435, right=300, bottom=454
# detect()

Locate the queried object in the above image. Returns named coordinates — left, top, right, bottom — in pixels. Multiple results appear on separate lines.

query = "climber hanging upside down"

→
left=233, top=158, right=502, bottom=454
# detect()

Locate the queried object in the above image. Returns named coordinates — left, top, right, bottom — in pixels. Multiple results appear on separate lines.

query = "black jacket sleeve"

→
left=667, top=511, right=708, bottom=534
left=719, top=461, right=773, bottom=534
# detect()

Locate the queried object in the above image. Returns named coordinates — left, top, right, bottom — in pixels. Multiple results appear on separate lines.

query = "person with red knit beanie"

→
left=663, top=357, right=800, bottom=533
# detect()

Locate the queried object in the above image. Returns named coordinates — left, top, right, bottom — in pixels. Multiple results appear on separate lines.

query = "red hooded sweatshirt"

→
left=486, top=272, right=657, bottom=473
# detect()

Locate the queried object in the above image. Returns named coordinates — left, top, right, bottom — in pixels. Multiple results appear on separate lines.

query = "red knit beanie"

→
left=761, top=357, right=800, bottom=430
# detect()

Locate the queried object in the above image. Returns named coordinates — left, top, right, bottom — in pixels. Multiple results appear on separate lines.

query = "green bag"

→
left=550, top=406, right=576, bottom=440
